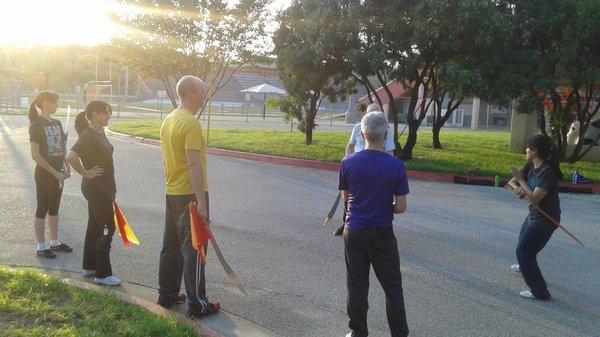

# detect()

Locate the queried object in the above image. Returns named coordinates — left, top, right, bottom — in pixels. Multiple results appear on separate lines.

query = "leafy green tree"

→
left=0, top=46, right=100, bottom=91
left=497, top=0, right=600, bottom=162
left=274, top=0, right=354, bottom=145
left=425, top=0, right=511, bottom=149
left=110, top=0, right=269, bottom=109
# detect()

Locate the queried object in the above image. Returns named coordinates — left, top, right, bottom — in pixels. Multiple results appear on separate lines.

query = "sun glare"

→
left=0, top=0, right=291, bottom=47
left=0, top=0, right=117, bottom=46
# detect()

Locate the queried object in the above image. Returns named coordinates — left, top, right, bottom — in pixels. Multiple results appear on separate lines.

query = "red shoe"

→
left=158, top=293, right=186, bottom=308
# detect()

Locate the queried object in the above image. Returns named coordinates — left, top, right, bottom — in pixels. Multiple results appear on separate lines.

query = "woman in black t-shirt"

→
left=509, top=134, right=563, bottom=301
left=67, top=101, right=120, bottom=286
left=28, top=91, right=73, bottom=259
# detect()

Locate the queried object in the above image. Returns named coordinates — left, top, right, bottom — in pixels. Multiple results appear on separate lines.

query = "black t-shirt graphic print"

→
left=29, top=118, right=66, bottom=171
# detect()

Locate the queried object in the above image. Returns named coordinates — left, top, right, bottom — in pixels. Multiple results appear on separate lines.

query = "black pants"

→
left=81, top=183, right=115, bottom=279
left=516, top=216, right=557, bottom=300
left=34, top=166, right=62, bottom=218
left=344, top=227, right=409, bottom=337
left=159, top=193, right=210, bottom=309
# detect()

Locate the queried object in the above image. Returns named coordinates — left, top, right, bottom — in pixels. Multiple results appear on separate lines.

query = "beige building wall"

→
left=509, top=110, right=538, bottom=154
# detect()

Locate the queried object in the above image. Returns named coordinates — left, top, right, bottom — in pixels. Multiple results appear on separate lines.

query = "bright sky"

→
left=0, top=0, right=117, bottom=46
left=0, top=0, right=291, bottom=46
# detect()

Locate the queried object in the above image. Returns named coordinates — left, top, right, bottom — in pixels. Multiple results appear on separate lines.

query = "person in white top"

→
left=334, top=103, right=396, bottom=236
left=346, top=103, right=395, bottom=156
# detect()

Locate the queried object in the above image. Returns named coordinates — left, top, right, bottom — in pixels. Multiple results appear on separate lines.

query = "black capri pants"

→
left=81, top=182, right=116, bottom=279
left=34, top=166, right=63, bottom=219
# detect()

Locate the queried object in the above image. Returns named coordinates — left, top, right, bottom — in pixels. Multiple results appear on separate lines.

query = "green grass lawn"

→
left=0, top=266, right=200, bottom=337
left=109, top=121, right=600, bottom=182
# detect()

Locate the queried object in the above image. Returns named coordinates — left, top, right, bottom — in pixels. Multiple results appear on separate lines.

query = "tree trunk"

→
left=305, top=94, right=319, bottom=145
left=432, top=121, right=443, bottom=149
left=400, top=121, right=418, bottom=161
left=305, top=123, right=314, bottom=145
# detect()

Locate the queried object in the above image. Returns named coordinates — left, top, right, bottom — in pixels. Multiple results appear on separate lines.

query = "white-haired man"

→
left=339, top=111, right=409, bottom=337
left=334, top=103, right=395, bottom=236
left=158, top=75, right=220, bottom=318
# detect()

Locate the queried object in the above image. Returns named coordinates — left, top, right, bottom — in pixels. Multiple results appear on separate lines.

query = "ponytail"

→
left=29, top=91, right=59, bottom=125
left=528, top=134, right=564, bottom=181
left=74, top=111, right=89, bottom=135
left=28, top=101, right=39, bottom=124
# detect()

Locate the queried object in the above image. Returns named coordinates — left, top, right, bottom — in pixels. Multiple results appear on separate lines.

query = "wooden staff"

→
left=506, top=178, right=584, bottom=247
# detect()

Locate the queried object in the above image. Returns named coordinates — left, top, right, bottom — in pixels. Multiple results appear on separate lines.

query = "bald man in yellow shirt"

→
left=157, top=75, right=220, bottom=318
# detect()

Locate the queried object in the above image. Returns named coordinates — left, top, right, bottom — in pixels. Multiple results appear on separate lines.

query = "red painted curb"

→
left=106, top=130, right=600, bottom=193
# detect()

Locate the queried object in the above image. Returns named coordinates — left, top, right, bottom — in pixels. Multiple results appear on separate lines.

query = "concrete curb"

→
left=105, top=129, right=600, bottom=193
left=59, top=278, right=226, bottom=337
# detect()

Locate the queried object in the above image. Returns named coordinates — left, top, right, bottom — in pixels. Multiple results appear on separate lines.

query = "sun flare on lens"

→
left=0, top=0, right=118, bottom=46
left=0, top=0, right=291, bottom=47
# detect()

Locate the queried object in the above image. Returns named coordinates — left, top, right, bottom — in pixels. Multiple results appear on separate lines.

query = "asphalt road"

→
left=1, top=114, right=599, bottom=337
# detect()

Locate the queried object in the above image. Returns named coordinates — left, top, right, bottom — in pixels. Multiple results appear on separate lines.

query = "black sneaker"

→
left=37, top=249, right=57, bottom=259
left=187, top=301, right=220, bottom=319
left=50, top=243, right=73, bottom=252
left=333, top=225, right=344, bottom=236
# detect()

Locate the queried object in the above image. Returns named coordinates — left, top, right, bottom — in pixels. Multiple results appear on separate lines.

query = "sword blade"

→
left=65, top=105, right=71, bottom=136
left=322, top=192, right=342, bottom=226
left=207, top=228, right=247, bottom=295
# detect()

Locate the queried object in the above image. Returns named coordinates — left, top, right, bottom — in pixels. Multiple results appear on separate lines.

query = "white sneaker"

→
left=82, top=269, right=96, bottom=277
left=510, top=264, right=521, bottom=273
left=345, top=333, right=353, bottom=337
left=94, top=276, right=121, bottom=286
left=519, top=290, right=536, bottom=299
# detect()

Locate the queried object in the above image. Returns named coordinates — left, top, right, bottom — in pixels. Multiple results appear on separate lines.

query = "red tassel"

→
left=189, top=202, right=212, bottom=263
left=114, top=202, right=131, bottom=247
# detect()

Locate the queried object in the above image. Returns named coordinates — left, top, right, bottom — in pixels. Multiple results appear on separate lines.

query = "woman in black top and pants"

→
left=28, top=91, right=73, bottom=258
left=509, top=134, right=562, bottom=301
left=67, top=101, right=120, bottom=286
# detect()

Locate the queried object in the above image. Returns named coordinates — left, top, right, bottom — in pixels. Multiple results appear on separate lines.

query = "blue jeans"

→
left=516, top=216, right=557, bottom=300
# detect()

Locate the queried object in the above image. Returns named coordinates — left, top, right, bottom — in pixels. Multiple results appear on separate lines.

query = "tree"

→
left=0, top=45, right=101, bottom=91
left=500, top=0, right=600, bottom=163
left=343, top=0, right=442, bottom=160
left=274, top=0, right=354, bottom=145
left=110, top=0, right=270, bottom=109
left=424, top=0, right=511, bottom=149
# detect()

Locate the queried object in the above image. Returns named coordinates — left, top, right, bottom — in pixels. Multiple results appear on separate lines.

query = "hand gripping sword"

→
left=507, top=167, right=584, bottom=247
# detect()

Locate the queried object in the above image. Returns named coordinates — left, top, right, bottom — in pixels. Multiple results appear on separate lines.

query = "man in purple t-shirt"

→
left=338, top=112, right=410, bottom=337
